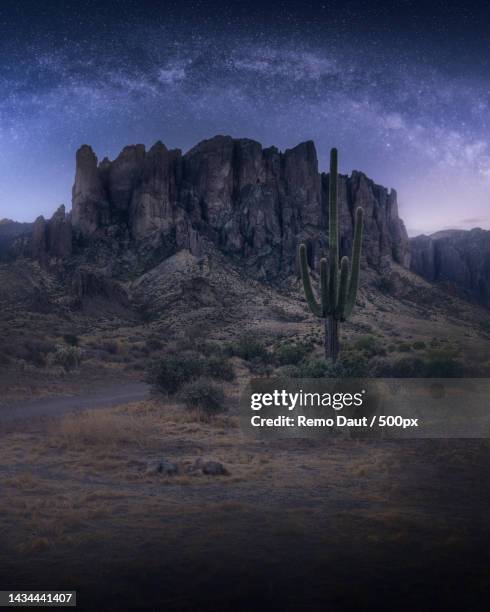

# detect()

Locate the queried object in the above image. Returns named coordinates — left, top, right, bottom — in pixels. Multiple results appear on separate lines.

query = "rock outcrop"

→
left=410, top=229, right=490, bottom=307
left=31, top=205, right=72, bottom=264
left=68, top=135, right=410, bottom=279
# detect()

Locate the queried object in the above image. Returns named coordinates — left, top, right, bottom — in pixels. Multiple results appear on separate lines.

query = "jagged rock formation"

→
left=31, top=205, right=72, bottom=264
left=69, top=135, right=410, bottom=278
left=410, top=229, right=490, bottom=307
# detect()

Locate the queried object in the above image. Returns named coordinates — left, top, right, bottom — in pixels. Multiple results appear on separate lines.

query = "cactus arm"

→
left=327, top=148, right=339, bottom=314
left=320, top=258, right=329, bottom=317
left=344, top=207, right=364, bottom=318
left=299, top=244, right=322, bottom=317
left=336, top=256, right=350, bottom=319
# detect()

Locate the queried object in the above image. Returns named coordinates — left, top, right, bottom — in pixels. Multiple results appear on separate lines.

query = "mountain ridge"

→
left=410, top=227, right=490, bottom=307
left=3, top=135, right=411, bottom=281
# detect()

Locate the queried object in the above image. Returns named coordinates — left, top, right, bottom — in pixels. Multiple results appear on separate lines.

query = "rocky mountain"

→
left=20, top=135, right=410, bottom=279
left=0, top=219, right=33, bottom=259
left=410, top=229, right=490, bottom=308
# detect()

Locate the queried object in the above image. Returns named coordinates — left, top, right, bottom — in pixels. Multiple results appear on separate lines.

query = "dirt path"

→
left=0, top=381, right=150, bottom=424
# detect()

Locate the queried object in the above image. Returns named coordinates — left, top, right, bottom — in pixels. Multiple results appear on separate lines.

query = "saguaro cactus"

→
left=299, top=148, right=364, bottom=362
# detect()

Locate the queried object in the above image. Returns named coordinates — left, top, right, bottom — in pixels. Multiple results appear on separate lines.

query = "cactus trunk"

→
left=299, top=147, right=364, bottom=364
left=326, top=316, right=339, bottom=362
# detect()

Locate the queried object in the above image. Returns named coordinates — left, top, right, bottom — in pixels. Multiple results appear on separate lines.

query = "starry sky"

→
left=0, top=0, right=489, bottom=235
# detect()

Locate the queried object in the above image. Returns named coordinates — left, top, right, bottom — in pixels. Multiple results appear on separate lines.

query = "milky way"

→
left=0, top=0, right=489, bottom=234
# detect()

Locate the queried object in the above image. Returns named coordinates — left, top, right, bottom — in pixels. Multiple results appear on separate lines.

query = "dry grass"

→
left=1, top=397, right=489, bottom=611
left=56, top=409, right=155, bottom=448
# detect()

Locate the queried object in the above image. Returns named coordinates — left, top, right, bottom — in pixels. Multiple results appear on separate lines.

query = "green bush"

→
left=397, top=342, right=411, bottom=353
left=273, top=342, right=312, bottom=366
left=20, top=339, right=52, bottom=367
left=101, top=340, right=119, bottom=354
left=355, top=335, right=385, bottom=357
left=275, top=364, right=302, bottom=378
left=147, top=352, right=203, bottom=394
left=390, top=356, right=427, bottom=377
left=195, top=340, right=224, bottom=357
left=47, top=345, right=82, bottom=371
left=63, top=334, right=79, bottom=347
left=179, top=378, right=226, bottom=417
left=203, top=355, right=235, bottom=381
left=480, top=320, right=490, bottom=335
left=145, top=337, right=163, bottom=352
left=412, top=341, right=426, bottom=350
left=276, top=350, right=369, bottom=379
left=328, top=351, right=369, bottom=377
left=226, top=336, right=269, bottom=362
left=425, top=348, right=463, bottom=377
left=276, top=359, right=327, bottom=378
left=298, top=358, right=330, bottom=378
left=378, top=275, right=395, bottom=295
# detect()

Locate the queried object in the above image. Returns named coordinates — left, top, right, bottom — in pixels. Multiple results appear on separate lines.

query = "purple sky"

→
left=0, top=1, right=489, bottom=236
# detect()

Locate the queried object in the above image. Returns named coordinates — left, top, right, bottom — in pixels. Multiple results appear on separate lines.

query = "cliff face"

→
left=67, top=135, right=410, bottom=279
left=31, top=205, right=72, bottom=265
left=410, top=229, right=490, bottom=307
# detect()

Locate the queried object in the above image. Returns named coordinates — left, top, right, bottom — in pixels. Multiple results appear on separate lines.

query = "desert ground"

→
left=1, top=396, right=490, bottom=611
left=1, top=255, right=490, bottom=610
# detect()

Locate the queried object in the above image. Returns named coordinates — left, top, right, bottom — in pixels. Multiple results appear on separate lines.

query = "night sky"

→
left=0, top=0, right=489, bottom=235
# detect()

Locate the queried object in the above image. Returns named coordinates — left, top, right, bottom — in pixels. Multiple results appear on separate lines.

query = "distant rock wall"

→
left=31, top=205, right=72, bottom=264
left=410, top=229, right=490, bottom=307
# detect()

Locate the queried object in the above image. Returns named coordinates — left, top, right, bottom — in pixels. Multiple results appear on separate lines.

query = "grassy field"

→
left=1, top=398, right=490, bottom=610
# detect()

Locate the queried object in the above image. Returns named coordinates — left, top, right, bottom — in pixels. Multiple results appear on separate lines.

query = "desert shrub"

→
left=298, top=358, right=330, bottom=378
left=480, top=320, right=490, bottom=335
left=412, top=341, right=426, bottom=350
left=276, top=349, right=369, bottom=379
left=378, top=275, right=395, bottom=295
left=63, top=333, right=79, bottom=347
left=226, top=336, right=269, bottom=362
left=145, top=337, right=163, bottom=352
left=195, top=340, right=224, bottom=357
left=179, top=378, right=226, bottom=417
left=203, top=355, right=235, bottom=381
left=425, top=348, right=463, bottom=377
left=368, top=356, right=394, bottom=377
left=147, top=352, right=203, bottom=395
left=17, top=339, right=52, bottom=366
left=397, top=342, right=411, bottom=353
left=355, top=335, right=385, bottom=357
left=390, top=356, right=427, bottom=377
left=47, top=345, right=82, bottom=371
left=270, top=305, right=306, bottom=322
left=248, top=358, right=274, bottom=376
left=275, top=364, right=302, bottom=378
left=101, top=339, right=119, bottom=354
left=273, top=342, right=312, bottom=366
left=328, top=351, right=369, bottom=377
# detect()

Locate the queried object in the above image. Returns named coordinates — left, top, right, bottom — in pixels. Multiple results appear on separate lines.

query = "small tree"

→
left=180, top=378, right=226, bottom=419
left=147, top=353, right=203, bottom=394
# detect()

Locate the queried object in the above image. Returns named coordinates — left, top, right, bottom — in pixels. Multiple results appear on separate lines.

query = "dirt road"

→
left=0, top=381, right=150, bottom=424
